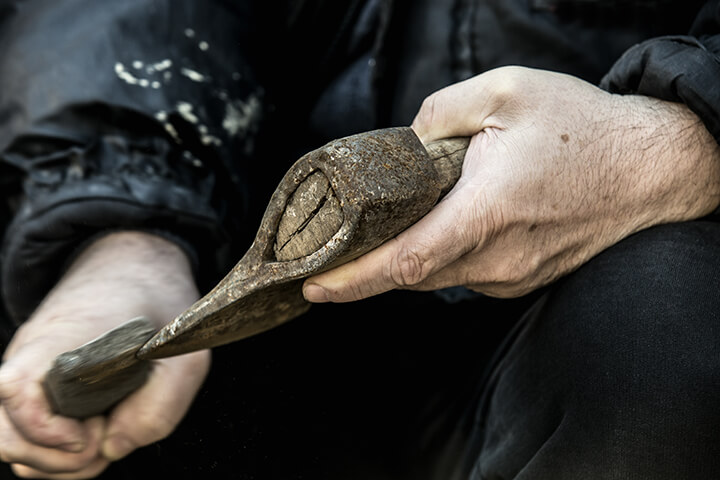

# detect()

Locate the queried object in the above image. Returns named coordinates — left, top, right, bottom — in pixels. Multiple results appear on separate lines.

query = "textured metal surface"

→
left=139, top=128, right=469, bottom=359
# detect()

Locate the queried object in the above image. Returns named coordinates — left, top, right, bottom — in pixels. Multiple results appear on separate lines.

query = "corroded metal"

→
left=138, top=128, right=469, bottom=359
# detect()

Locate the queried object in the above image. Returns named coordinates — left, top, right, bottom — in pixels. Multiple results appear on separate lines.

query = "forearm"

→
left=600, top=95, right=720, bottom=235
left=41, top=232, right=197, bottom=327
left=8, top=231, right=199, bottom=359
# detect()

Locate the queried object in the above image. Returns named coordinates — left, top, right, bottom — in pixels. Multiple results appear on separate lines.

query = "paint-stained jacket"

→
left=0, top=0, right=718, bottom=324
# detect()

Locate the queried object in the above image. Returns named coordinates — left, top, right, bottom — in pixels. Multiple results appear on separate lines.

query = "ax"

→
left=43, top=127, right=469, bottom=418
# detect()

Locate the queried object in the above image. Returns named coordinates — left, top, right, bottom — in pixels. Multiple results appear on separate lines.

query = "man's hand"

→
left=303, top=66, right=720, bottom=301
left=0, top=232, right=210, bottom=478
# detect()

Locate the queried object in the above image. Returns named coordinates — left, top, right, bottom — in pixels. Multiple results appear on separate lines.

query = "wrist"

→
left=604, top=95, right=720, bottom=231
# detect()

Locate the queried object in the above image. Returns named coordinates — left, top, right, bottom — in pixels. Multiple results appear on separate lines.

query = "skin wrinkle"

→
left=629, top=101, right=718, bottom=225
left=389, top=243, right=429, bottom=287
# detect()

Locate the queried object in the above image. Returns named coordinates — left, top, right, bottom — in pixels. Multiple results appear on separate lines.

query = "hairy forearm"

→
left=24, top=231, right=198, bottom=339
left=610, top=96, right=720, bottom=230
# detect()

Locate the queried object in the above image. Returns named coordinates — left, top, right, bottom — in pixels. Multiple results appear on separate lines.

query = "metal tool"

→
left=137, top=127, right=469, bottom=359
left=45, top=127, right=469, bottom=417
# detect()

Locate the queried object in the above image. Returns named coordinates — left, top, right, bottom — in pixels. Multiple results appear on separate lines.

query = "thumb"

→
left=303, top=197, right=471, bottom=303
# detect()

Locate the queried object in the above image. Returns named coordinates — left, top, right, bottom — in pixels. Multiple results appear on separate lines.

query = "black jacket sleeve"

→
left=0, top=0, right=264, bottom=323
left=600, top=1, right=720, bottom=144
left=0, top=0, right=374, bottom=325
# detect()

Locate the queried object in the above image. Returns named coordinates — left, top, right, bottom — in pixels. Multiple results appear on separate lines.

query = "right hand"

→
left=0, top=231, right=211, bottom=478
left=303, top=67, right=720, bottom=302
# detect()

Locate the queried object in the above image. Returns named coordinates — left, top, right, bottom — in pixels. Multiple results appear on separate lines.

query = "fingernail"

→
left=60, top=440, right=86, bottom=453
left=103, top=435, right=134, bottom=461
left=303, top=283, right=329, bottom=303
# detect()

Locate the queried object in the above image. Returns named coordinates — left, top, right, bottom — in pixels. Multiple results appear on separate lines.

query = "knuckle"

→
left=482, top=258, right=525, bottom=290
left=10, top=464, right=33, bottom=478
left=17, top=408, right=57, bottom=445
left=135, top=411, right=176, bottom=445
left=21, top=408, right=44, bottom=432
left=503, top=260, right=530, bottom=287
left=346, top=282, right=369, bottom=303
left=490, top=66, right=523, bottom=96
left=388, top=245, right=429, bottom=287
left=0, top=446, right=12, bottom=464
left=415, top=92, right=442, bottom=133
left=0, top=365, right=24, bottom=400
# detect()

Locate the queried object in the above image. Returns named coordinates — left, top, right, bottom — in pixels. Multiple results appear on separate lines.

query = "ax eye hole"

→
left=273, top=170, right=343, bottom=261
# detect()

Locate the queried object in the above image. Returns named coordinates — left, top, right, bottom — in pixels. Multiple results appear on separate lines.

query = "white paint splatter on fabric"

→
left=176, top=102, right=199, bottom=124
left=201, top=135, right=222, bottom=146
left=115, top=61, right=173, bottom=88
left=153, top=59, right=173, bottom=71
left=181, top=68, right=207, bottom=82
left=222, top=95, right=261, bottom=137
left=115, top=62, right=139, bottom=85
left=163, top=123, right=180, bottom=142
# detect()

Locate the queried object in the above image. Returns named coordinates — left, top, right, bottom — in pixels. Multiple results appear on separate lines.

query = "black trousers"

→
left=439, top=220, right=720, bottom=480
left=2, top=220, right=719, bottom=480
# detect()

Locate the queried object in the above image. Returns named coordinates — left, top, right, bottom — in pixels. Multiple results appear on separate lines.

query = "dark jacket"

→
left=0, top=0, right=718, bottom=324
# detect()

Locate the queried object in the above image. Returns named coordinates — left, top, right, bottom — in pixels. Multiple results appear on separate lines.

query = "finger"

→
left=398, top=254, right=480, bottom=293
left=0, top=410, right=104, bottom=474
left=0, top=345, right=88, bottom=451
left=303, top=191, right=478, bottom=303
left=102, top=350, right=210, bottom=461
left=404, top=255, right=502, bottom=296
left=11, top=457, right=109, bottom=480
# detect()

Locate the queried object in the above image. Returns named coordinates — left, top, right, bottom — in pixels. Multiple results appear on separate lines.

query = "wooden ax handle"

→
left=425, top=136, right=471, bottom=197
left=43, top=317, right=156, bottom=418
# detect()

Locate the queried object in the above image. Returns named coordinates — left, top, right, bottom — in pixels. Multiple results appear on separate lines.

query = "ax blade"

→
left=137, top=128, right=469, bottom=360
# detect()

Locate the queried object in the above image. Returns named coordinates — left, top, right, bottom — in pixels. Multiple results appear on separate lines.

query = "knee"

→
left=540, top=220, right=720, bottom=412
left=550, top=220, right=720, bottom=328
left=470, top=223, right=720, bottom=478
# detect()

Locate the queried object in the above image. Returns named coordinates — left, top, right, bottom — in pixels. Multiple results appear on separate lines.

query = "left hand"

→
left=303, top=66, right=720, bottom=301
left=0, top=232, right=210, bottom=478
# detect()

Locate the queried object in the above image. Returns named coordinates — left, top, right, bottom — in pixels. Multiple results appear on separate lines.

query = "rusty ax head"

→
left=137, top=127, right=453, bottom=360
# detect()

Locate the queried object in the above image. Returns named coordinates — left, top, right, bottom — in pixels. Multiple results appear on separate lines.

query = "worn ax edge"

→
left=43, top=317, right=156, bottom=419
